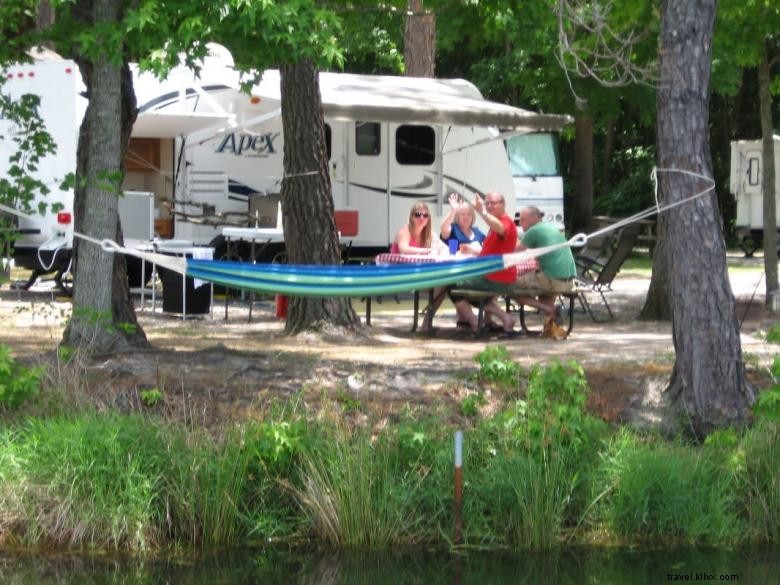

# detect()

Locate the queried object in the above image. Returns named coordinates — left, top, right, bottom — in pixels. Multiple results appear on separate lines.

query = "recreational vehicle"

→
left=729, top=136, right=780, bottom=254
left=1, top=46, right=571, bottom=288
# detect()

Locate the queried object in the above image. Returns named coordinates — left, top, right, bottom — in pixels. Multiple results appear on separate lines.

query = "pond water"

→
left=1, top=546, right=777, bottom=584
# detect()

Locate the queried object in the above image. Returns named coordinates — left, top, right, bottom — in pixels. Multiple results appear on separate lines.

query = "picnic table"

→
left=373, top=252, right=539, bottom=332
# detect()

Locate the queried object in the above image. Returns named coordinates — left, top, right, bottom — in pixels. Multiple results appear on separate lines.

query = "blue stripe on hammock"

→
left=185, top=255, right=506, bottom=297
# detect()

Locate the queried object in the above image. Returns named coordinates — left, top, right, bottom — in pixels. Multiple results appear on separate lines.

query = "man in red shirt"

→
left=429, top=192, right=517, bottom=334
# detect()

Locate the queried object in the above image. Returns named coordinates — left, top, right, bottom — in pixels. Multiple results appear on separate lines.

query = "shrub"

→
left=474, top=345, right=522, bottom=389
left=0, top=345, right=41, bottom=410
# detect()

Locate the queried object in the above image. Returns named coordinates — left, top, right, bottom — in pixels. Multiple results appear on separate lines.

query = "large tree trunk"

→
left=404, top=0, right=436, bottom=77
left=279, top=60, right=362, bottom=334
left=759, top=48, right=778, bottom=305
left=639, top=212, right=672, bottom=320
left=600, top=116, right=616, bottom=195
left=658, top=0, right=754, bottom=435
left=62, top=0, right=147, bottom=352
left=572, top=112, right=593, bottom=233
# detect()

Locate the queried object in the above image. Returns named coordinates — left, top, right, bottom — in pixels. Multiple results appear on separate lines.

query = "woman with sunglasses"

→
left=390, top=202, right=433, bottom=255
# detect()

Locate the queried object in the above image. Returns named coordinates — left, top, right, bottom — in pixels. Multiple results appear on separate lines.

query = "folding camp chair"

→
left=575, top=223, right=640, bottom=322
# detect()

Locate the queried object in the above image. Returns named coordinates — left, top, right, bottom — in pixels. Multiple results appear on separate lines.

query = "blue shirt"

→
left=443, top=223, right=486, bottom=246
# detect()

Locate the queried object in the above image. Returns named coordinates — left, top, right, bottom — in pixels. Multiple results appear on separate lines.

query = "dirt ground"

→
left=1, top=260, right=777, bottom=431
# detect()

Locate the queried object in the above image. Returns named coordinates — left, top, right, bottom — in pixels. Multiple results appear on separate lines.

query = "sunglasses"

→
left=413, top=212, right=429, bottom=218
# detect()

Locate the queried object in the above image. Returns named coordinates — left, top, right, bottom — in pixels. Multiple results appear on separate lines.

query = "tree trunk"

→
left=658, top=0, right=754, bottom=435
left=62, top=0, right=147, bottom=353
left=404, top=0, right=436, bottom=77
left=572, top=112, right=593, bottom=233
left=639, top=212, right=672, bottom=320
left=759, top=48, right=778, bottom=304
left=600, top=116, right=615, bottom=195
left=279, top=60, right=362, bottom=334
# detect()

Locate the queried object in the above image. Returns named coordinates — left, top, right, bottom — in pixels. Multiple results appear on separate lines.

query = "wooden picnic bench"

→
left=448, top=287, right=578, bottom=337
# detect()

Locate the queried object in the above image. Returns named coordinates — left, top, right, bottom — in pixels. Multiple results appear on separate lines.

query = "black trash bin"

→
left=158, top=266, right=211, bottom=315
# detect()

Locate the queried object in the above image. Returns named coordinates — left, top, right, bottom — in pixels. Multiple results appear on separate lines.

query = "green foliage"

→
left=293, top=427, right=434, bottom=548
left=752, top=356, right=780, bottom=423
left=247, top=419, right=308, bottom=476
left=335, top=389, right=362, bottom=413
left=139, top=388, right=163, bottom=407
left=499, top=448, right=578, bottom=550
left=766, top=324, right=780, bottom=344
left=704, top=427, right=740, bottom=449
left=57, top=345, right=76, bottom=365
left=525, top=359, right=590, bottom=449
left=395, top=422, right=431, bottom=463
left=0, top=88, right=58, bottom=258
left=474, top=345, right=522, bottom=388
left=0, top=345, right=41, bottom=409
left=754, top=386, right=780, bottom=423
left=460, top=392, right=487, bottom=418
left=594, top=145, right=657, bottom=218
left=740, top=421, right=780, bottom=542
left=595, top=431, right=744, bottom=544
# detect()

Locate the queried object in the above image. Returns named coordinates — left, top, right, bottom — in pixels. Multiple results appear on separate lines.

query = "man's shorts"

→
left=448, top=277, right=513, bottom=303
left=515, top=270, right=575, bottom=294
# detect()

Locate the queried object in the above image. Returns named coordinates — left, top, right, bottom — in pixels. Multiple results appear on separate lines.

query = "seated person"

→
left=424, top=192, right=517, bottom=334
left=391, top=202, right=433, bottom=255
left=512, top=206, right=576, bottom=331
left=440, top=192, right=486, bottom=252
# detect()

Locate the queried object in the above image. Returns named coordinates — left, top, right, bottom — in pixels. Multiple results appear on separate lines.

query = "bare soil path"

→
left=1, top=259, right=776, bottom=430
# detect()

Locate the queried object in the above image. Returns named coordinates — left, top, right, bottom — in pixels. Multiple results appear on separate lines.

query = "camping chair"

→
left=575, top=223, right=640, bottom=322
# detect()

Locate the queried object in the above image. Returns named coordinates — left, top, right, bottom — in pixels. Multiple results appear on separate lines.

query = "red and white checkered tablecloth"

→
left=374, top=253, right=538, bottom=277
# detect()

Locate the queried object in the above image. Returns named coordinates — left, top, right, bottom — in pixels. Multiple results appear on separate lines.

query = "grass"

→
left=291, top=425, right=439, bottom=548
left=0, top=414, right=270, bottom=550
left=593, top=431, right=745, bottom=545
left=2, top=356, right=780, bottom=554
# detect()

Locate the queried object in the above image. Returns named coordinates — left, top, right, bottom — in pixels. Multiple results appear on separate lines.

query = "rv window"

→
left=325, top=124, right=332, bottom=160
left=506, top=133, right=560, bottom=177
left=396, top=125, right=435, bottom=165
left=356, top=122, right=381, bottom=156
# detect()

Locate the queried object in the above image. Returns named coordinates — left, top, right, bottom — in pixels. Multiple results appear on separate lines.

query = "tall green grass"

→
left=594, top=431, right=744, bottom=545
left=497, top=449, right=577, bottom=550
left=291, top=425, right=441, bottom=548
left=740, top=421, right=780, bottom=543
left=0, top=414, right=267, bottom=550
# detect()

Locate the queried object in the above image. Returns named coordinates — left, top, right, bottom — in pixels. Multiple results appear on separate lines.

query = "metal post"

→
left=454, top=430, right=463, bottom=546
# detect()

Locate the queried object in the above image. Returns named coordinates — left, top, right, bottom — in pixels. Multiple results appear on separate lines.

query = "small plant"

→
left=248, top=419, right=308, bottom=474
left=139, top=388, right=164, bottom=407
left=752, top=356, right=780, bottom=423
left=57, top=344, right=76, bottom=364
left=704, top=427, right=740, bottom=449
left=754, top=386, right=780, bottom=423
left=766, top=323, right=780, bottom=344
left=460, top=392, right=487, bottom=417
left=335, top=389, right=362, bottom=413
left=474, top=345, right=522, bottom=387
left=0, top=344, right=42, bottom=409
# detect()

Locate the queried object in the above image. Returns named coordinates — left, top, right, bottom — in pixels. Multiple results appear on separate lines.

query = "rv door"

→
left=347, top=121, right=390, bottom=247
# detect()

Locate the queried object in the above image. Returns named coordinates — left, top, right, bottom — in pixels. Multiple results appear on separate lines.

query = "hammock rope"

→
left=0, top=167, right=714, bottom=297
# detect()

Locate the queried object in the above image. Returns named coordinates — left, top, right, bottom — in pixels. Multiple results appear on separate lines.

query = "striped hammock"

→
left=185, top=255, right=510, bottom=297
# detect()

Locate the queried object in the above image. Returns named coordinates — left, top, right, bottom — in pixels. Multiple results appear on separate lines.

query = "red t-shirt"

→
left=480, top=214, right=518, bottom=283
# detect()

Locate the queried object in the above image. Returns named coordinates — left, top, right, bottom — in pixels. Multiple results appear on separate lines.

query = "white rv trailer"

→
left=1, top=46, right=571, bottom=280
left=729, top=136, right=780, bottom=254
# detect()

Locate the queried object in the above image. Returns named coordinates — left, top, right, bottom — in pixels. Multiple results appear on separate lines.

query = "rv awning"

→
left=255, top=71, right=572, bottom=132
left=132, top=111, right=232, bottom=138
